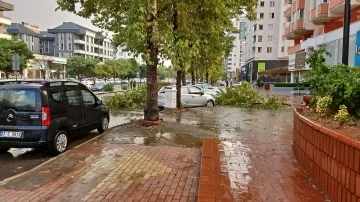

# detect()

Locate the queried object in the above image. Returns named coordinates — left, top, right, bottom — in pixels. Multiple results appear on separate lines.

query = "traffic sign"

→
left=12, top=54, right=20, bottom=71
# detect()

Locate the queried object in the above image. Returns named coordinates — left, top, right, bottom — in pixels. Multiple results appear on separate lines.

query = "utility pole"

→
left=342, top=0, right=351, bottom=65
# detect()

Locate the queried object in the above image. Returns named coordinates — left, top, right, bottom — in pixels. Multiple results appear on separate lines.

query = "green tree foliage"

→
left=66, top=56, right=98, bottom=79
left=158, top=66, right=176, bottom=81
left=56, top=0, right=257, bottom=120
left=0, top=37, right=34, bottom=78
left=305, top=48, right=360, bottom=117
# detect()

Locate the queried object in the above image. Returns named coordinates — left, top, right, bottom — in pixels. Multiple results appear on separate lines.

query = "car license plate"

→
left=0, top=131, right=24, bottom=138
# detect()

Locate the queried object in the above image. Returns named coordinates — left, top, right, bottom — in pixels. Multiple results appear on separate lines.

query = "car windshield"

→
left=0, top=90, right=38, bottom=111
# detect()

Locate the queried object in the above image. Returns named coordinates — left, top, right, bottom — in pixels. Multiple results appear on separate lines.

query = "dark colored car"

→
left=0, top=80, right=110, bottom=154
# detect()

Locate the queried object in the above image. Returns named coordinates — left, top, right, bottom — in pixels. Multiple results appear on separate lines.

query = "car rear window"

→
left=0, top=90, right=38, bottom=111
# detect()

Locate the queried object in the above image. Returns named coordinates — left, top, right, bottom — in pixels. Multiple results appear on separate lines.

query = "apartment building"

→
left=225, top=18, right=247, bottom=80
left=244, top=0, right=293, bottom=81
left=285, top=0, right=360, bottom=82
left=0, top=0, right=13, bottom=39
left=115, top=46, right=145, bottom=65
left=39, top=31, right=56, bottom=56
left=48, top=22, right=114, bottom=62
left=7, top=22, right=42, bottom=53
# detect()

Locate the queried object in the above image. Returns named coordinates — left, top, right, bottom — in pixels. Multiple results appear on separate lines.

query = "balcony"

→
left=0, top=1, right=14, bottom=11
left=329, top=0, right=360, bottom=15
left=309, top=3, right=331, bottom=24
left=0, top=33, right=11, bottom=39
left=74, top=49, right=86, bottom=54
left=296, top=0, right=305, bottom=9
left=0, top=15, right=10, bottom=26
left=74, top=39, right=85, bottom=44
left=285, top=7, right=292, bottom=17
left=288, top=44, right=302, bottom=55
left=285, top=19, right=313, bottom=39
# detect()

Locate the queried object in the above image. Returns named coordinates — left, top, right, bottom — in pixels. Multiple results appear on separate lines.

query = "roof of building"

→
left=39, top=31, right=55, bottom=39
left=48, top=22, right=97, bottom=33
left=6, top=23, right=41, bottom=37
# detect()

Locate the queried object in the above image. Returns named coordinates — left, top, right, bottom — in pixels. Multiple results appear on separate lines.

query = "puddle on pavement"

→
left=143, top=133, right=203, bottom=148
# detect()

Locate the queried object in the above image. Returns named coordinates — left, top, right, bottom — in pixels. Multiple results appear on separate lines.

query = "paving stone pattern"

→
left=198, top=138, right=328, bottom=202
left=0, top=144, right=201, bottom=202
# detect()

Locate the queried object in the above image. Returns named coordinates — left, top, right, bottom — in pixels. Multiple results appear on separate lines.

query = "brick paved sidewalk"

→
left=198, top=138, right=328, bottom=202
left=0, top=144, right=201, bottom=202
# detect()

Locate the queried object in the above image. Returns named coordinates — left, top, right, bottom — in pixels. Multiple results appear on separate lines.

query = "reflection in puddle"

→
left=220, top=141, right=252, bottom=194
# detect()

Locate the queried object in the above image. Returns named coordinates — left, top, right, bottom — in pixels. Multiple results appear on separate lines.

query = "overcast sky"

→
left=6, top=0, right=99, bottom=31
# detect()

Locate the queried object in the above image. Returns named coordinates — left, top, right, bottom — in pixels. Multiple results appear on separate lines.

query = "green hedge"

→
left=273, top=83, right=310, bottom=87
left=103, top=84, right=114, bottom=92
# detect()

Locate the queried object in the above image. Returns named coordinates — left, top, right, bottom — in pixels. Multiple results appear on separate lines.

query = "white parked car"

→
left=194, top=83, right=221, bottom=97
left=158, top=86, right=215, bottom=108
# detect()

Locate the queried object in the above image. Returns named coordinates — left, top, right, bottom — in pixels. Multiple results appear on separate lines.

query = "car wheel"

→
left=0, top=147, right=10, bottom=153
left=97, top=116, right=109, bottom=133
left=206, top=100, right=214, bottom=107
left=51, top=130, right=68, bottom=155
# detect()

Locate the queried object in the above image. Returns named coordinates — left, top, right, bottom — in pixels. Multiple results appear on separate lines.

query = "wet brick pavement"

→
left=0, top=143, right=200, bottom=202
left=198, top=138, right=328, bottom=202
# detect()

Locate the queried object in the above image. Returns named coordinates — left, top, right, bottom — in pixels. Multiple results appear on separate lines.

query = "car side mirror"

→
left=97, top=99, right=103, bottom=105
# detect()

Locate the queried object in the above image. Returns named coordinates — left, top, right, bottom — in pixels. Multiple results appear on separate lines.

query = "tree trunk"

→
left=173, top=4, right=182, bottom=109
left=191, top=69, right=195, bottom=85
left=5, top=71, right=8, bottom=79
left=206, top=71, right=209, bottom=83
left=181, top=71, right=186, bottom=85
left=176, top=70, right=182, bottom=109
left=144, top=0, right=159, bottom=121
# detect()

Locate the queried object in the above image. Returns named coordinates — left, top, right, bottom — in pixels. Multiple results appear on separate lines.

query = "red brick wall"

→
left=293, top=109, right=360, bottom=202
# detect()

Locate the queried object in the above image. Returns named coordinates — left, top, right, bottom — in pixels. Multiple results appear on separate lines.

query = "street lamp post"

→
left=342, top=0, right=351, bottom=65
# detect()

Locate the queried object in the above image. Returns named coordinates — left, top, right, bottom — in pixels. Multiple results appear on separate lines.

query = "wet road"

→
left=0, top=110, right=144, bottom=181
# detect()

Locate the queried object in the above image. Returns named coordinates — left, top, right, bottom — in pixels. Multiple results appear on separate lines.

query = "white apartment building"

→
left=48, top=22, right=114, bottom=62
left=0, top=1, right=13, bottom=39
left=225, top=18, right=247, bottom=77
left=115, top=46, right=145, bottom=65
left=244, top=0, right=293, bottom=81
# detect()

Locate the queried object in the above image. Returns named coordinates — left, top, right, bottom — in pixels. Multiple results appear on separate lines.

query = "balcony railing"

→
left=296, top=0, right=305, bottom=9
left=309, top=3, right=329, bottom=22
left=290, top=19, right=304, bottom=31
left=288, top=44, right=302, bottom=55
left=329, top=0, right=345, bottom=10
left=285, top=7, right=292, bottom=17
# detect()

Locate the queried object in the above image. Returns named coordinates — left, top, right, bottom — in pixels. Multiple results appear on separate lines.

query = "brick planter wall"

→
left=293, top=108, right=360, bottom=202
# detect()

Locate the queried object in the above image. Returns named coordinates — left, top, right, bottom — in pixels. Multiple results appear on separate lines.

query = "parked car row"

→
left=158, top=85, right=216, bottom=108
left=0, top=80, right=110, bottom=155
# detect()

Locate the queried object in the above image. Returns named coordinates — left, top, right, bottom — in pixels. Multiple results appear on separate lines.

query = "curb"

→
left=0, top=124, right=122, bottom=185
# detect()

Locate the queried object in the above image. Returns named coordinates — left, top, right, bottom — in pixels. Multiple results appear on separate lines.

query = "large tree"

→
left=56, top=0, right=257, bottom=120
left=66, top=56, right=98, bottom=79
left=0, top=37, right=34, bottom=78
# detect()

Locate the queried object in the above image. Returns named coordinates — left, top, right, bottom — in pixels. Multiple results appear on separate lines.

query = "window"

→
left=257, top=47, right=262, bottom=53
left=65, top=89, right=82, bottom=107
left=61, top=43, right=64, bottom=50
left=259, top=13, right=264, bottom=19
left=81, top=90, right=96, bottom=106
left=268, top=24, right=274, bottom=30
left=45, top=48, right=49, bottom=53
left=260, top=1, right=264, bottom=6
left=270, top=1, right=275, bottom=7
left=61, top=33, right=64, bottom=39
left=258, top=36, right=262, bottom=42
left=50, top=92, right=64, bottom=103
left=25, top=35, right=28, bottom=41
left=0, top=90, right=37, bottom=111
left=259, top=25, right=263, bottom=30
left=268, top=36, right=273, bottom=41
left=269, top=13, right=275, bottom=19
left=68, top=43, right=72, bottom=51
left=69, top=33, right=72, bottom=39
left=87, top=45, right=89, bottom=51
left=298, top=9, right=304, bottom=19
left=189, top=87, right=202, bottom=94
left=31, top=45, right=34, bottom=51
left=267, top=47, right=272, bottom=53
left=40, top=48, right=43, bottom=54
left=31, top=36, right=34, bottom=42
left=40, top=40, right=43, bottom=45
left=281, top=47, right=285, bottom=52
left=91, top=47, right=93, bottom=52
